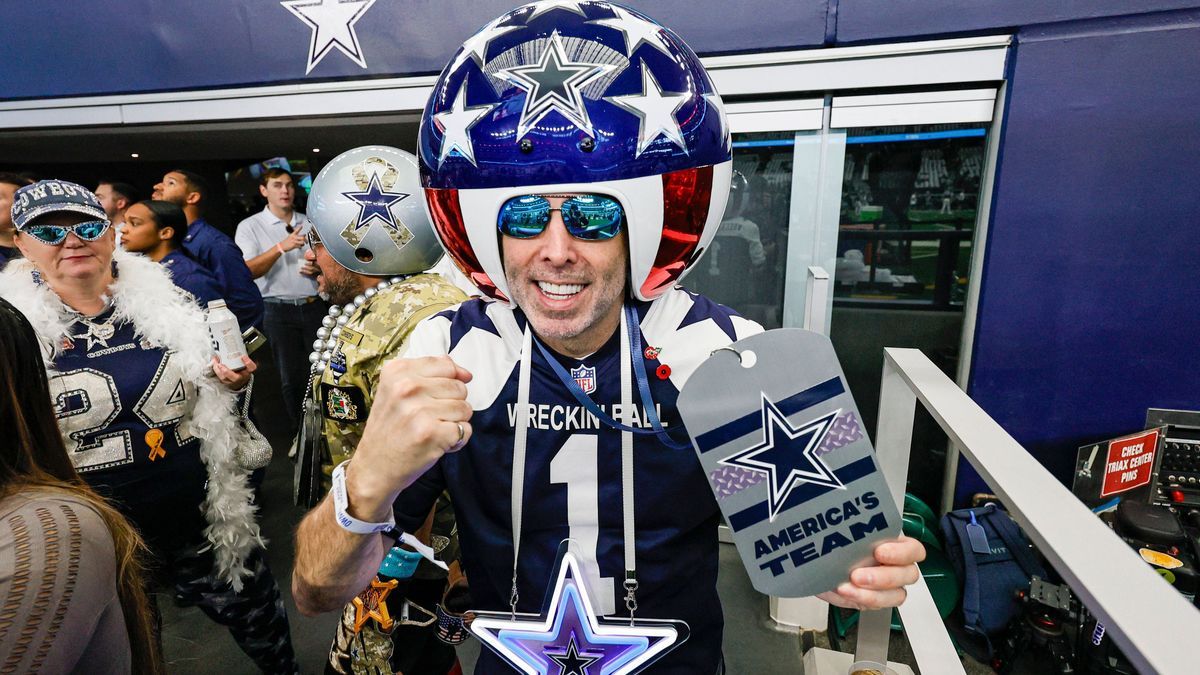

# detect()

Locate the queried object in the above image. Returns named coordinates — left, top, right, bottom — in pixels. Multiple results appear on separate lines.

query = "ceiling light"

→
left=130, top=152, right=140, bottom=158
left=312, top=148, right=321, bottom=153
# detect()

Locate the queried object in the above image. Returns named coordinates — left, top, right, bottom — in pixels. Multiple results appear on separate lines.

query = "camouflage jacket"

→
left=314, top=273, right=467, bottom=472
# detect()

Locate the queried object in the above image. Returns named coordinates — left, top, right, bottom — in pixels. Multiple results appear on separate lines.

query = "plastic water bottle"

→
left=207, top=300, right=247, bottom=370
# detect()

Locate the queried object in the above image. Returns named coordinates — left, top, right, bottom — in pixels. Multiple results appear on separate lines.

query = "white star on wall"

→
left=588, top=3, right=673, bottom=59
left=494, top=31, right=613, bottom=139
left=606, top=66, right=690, bottom=157
left=281, top=0, right=378, bottom=74
left=434, top=83, right=496, bottom=167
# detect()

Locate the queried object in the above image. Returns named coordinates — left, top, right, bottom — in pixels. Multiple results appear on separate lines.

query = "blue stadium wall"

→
left=3, top=2, right=1198, bottom=501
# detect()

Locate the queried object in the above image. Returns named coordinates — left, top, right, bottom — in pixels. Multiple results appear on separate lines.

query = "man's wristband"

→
left=276, top=243, right=286, bottom=255
left=331, top=460, right=396, bottom=535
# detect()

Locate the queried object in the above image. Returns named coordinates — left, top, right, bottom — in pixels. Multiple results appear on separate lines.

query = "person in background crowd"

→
left=1, top=180, right=298, bottom=673
left=236, top=168, right=325, bottom=438
left=120, top=199, right=222, bottom=306
left=0, top=296, right=164, bottom=675
left=295, top=147, right=468, bottom=674
left=293, top=6, right=925, bottom=674
left=153, top=169, right=264, bottom=330
left=95, top=180, right=140, bottom=230
left=0, top=172, right=34, bottom=269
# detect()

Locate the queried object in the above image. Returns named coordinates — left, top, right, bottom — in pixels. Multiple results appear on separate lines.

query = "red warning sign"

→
left=1100, top=429, right=1160, bottom=497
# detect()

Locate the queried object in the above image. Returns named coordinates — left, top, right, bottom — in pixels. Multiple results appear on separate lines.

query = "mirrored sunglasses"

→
left=497, top=194, right=624, bottom=241
left=23, top=220, right=111, bottom=246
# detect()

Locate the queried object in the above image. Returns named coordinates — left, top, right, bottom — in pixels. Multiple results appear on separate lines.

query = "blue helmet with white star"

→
left=307, top=146, right=444, bottom=276
left=418, top=0, right=732, bottom=302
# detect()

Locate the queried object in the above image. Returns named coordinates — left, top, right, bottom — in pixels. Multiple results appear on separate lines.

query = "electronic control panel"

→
left=1148, top=408, right=1200, bottom=508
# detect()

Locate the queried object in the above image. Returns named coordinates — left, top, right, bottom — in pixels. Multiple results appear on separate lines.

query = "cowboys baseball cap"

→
left=11, top=179, right=108, bottom=230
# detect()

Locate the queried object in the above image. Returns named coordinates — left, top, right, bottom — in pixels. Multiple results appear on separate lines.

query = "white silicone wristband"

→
left=331, top=460, right=395, bottom=535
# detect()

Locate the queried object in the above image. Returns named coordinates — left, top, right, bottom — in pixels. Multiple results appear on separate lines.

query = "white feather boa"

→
left=0, top=248, right=264, bottom=591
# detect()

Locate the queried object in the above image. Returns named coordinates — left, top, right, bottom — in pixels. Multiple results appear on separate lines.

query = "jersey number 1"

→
left=550, top=434, right=617, bottom=615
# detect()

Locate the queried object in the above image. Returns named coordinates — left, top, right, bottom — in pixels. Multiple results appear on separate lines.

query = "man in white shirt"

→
left=235, top=168, right=327, bottom=438
left=94, top=180, right=139, bottom=230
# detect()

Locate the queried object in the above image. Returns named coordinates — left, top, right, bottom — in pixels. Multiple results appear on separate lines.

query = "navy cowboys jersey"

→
left=48, top=309, right=207, bottom=550
left=397, top=288, right=762, bottom=673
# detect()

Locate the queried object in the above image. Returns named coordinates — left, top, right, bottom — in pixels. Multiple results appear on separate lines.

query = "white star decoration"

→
left=588, top=3, right=674, bottom=58
left=447, top=14, right=524, bottom=76
left=606, top=66, right=690, bottom=157
left=434, top=82, right=496, bottom=167
left=523, top=0, right=589, bottom=22
left=494, top=30, right=614, bottom=140
left=704, top=91, right=730, bottom=149
left=281, top=0, right=377, bottom=74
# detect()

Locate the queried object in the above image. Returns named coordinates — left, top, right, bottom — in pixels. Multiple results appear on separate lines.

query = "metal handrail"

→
left=852, top=347, right=1200, bottom=674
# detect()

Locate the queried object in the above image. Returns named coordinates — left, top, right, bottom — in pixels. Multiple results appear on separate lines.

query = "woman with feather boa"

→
left=0, top=180, right=297, bottom=673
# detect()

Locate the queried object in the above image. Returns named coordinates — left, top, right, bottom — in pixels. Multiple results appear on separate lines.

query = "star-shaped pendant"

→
left=280, top=0, right=377, bottom=74
left=342, top=172, right=408, bottom=230
left=605, top=67, right=690, bottom=157
left=471, top=546, right=687, bottom=674
left=720, top=399, right=845, bottom=521
left=352, top=577, right=399, bottom=633
left=434, top=82, right=497, bottom=168
left=494, top=30, right=614, bottom=140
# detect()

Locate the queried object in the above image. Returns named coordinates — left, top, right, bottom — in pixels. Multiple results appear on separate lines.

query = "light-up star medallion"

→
left=605, top=66, right=690, bottom=157
left=720, top=399, right=845, bottom=521
left=281, top=0, right=377, bottom=74
left=494, top=30, right=614, bottom=139
left=434, top=82, right=496, bottom=167
left=342, top=173, right=408, bottom=230
left=471, top=546, right=688, bottom=675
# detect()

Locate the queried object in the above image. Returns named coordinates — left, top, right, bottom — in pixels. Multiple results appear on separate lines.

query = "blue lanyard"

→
left=531, top=304, right=690, bottom=450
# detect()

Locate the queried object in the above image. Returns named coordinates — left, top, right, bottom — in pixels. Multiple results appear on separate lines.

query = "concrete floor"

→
left=159, top=355, right=1003, bottom=674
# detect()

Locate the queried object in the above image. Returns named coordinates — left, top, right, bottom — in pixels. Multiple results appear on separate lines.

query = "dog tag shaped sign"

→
left=678, top=328, right=901, bottom=597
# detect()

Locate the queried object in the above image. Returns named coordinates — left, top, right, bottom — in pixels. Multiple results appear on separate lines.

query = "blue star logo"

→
left=720, top=397, right=845, bottom=521
left=471, top=548, right=684, bottom=675
left=341, top=173, right=408, bottom=230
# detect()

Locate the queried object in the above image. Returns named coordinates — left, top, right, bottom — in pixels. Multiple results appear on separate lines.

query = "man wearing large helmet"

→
left=294, top=3, right=924, bottom=672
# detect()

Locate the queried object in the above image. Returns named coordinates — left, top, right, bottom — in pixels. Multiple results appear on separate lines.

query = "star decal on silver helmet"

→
left=494, top=30, right=614, bottom=140
left=434, top=82, right=496, bottom=167
left=587, top=3, right=674, bottom=59
left=606, top=65, right=690, bottom=157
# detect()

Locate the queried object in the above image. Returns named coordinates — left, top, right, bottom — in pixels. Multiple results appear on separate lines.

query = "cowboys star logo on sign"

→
left=720, top=398, right=845, bottom=522
left=570, top=364, right=596, bottom=394
left=281, top=0, right=378, bottom=74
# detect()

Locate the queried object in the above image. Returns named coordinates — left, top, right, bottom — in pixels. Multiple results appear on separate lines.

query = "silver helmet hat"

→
left=307, top=145, right=444, bottom=276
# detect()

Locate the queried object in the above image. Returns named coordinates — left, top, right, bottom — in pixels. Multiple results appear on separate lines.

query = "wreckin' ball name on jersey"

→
left=505, top=402, right=665, bottom=431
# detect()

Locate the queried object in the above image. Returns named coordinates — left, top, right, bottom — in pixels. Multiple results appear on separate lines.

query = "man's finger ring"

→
left=455, top=422, right=465, bottom=444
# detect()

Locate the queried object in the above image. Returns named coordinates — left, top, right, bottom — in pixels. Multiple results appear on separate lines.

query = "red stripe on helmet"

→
left=640, top=165, right=714, bottom=299
left=424, top=187, right=505, bottom=301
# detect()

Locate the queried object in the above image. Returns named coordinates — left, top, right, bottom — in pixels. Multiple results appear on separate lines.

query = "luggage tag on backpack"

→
left=966, top=511, right=992, bottom=555
left=677, top=328, right=902, bottom=597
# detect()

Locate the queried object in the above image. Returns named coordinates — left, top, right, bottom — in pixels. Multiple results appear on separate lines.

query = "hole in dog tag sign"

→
left=678, top=328, right=902, bottom=597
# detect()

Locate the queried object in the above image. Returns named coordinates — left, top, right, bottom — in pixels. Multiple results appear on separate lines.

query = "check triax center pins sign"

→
left=678, top=329, right=900, bottom=597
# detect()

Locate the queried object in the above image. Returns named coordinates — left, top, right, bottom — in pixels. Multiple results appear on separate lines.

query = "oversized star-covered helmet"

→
left=307, top=145, right=444, bottom=276
left=418, top=0, right=732, bottom=303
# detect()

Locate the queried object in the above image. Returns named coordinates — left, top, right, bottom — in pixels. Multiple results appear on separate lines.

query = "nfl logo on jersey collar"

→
left=569, top=364, right=596, bottom=394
